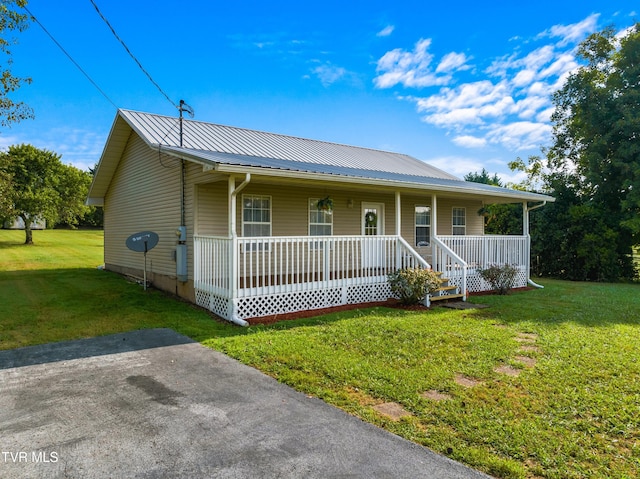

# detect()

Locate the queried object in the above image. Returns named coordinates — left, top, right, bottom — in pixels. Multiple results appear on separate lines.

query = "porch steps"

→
left=428, top=272, right=464, bottom=303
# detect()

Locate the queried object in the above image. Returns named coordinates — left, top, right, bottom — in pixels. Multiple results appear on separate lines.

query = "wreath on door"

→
left=365, top=211, right=377, bottom=227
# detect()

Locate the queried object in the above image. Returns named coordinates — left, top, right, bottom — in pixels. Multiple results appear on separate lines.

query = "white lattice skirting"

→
left=195, top=282, right=392, bottom=321
left=447, top=267, right=528, bottom=293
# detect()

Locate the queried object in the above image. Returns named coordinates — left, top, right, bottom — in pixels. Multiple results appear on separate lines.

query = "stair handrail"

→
left=432, top=236, right=467, bottom=300
left=396, top=236, right=431, bottom=269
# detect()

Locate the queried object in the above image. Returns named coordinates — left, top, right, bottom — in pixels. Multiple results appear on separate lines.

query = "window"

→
left=415, top=206, right=431, bottom=246
left=242, top=195, right=271, bottom=237
left=309, top=199, right=333, bottom=236
left=452, top=207, right=466, bottom=235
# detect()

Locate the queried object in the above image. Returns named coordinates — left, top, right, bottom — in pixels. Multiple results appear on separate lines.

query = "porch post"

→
left=225, top=174, right=252, bottom=325
left=395, top=191, right=402, bottom=269
left=523, top=201, right=531, bottom=281
left=432, top=194, right=438, bottom=237
left=395, top=191, right=401, bottom=235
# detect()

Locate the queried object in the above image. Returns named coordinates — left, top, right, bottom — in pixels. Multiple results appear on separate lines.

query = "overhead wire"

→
left=22, top=5, right=119, bottom=109
left=88, top=0, right=178, bottom=110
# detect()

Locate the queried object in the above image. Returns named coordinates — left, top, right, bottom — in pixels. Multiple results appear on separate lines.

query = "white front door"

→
left=362, top=203, right=384, bottom=236
left=362, top=203, right=385, bottom=269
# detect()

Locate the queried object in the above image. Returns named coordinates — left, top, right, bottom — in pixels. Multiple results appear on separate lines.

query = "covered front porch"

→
left=191, top=175, right=540, bottom=324
left=193, top=233, right=530, bottom=324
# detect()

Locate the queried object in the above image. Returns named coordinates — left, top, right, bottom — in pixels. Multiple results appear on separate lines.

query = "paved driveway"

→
left=0, top=329, right=489, bottom=478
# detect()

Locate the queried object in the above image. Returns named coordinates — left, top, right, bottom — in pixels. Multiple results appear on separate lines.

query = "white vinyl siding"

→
left=452, top=207, right=466, bottom=235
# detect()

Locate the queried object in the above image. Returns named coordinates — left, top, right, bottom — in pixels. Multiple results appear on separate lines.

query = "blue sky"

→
left=3, top=1, right=637, bottom=184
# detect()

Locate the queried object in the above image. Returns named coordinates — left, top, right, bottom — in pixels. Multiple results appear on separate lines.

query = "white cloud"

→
left=423, top=155, right=484, bottom=178
left=374, top=38, right=468, bottom=88
left=377, top=14, right=615, bottom=153
left=452, top=135, right=487, bottom=148
left=377, top=25, right=395, bottom=37
left=486, top=121, right=553, bottom=151
left=436, top=52, right=471, bottom=73
left=538, top=13, right=599, bottom=46
left=312, top=63, right=348, bottom=86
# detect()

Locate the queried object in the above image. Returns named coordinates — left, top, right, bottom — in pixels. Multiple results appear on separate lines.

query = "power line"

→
left=89, top=0, right=178, bottom=110
left=23, top=5, right=119, bottom=109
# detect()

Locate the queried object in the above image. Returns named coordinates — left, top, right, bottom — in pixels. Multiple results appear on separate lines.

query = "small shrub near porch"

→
left=387, top=267, right=442, bottom=305
left=478, top=263, right=518, bottom=295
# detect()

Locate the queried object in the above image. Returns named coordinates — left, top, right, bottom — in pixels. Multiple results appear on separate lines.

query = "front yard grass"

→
left=2, top=229, right=639, bottom=478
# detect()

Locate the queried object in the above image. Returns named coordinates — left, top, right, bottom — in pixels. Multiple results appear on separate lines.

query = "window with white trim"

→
left=309, top=199, right=333, bottom=236
left=242, top=195, right=271, bottom=237
left=452, top=207, right=466, bottom=235
left=415, top=205, right=431, bottom=246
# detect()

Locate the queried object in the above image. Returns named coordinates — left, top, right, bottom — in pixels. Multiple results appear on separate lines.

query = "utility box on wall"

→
left=176, top=244, right=187, bottom=282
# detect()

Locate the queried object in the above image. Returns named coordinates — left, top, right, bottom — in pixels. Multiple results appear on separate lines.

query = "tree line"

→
left=467, top=24, right=639, bottom=282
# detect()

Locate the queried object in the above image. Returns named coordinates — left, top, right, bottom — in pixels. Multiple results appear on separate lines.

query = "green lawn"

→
left=1, top=229, right=639, bottom=479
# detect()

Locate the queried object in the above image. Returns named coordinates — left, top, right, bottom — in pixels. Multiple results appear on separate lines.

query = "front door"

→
left=362, top=203, right=385, bottom=269
left=362, top=203, right=384, bottom=236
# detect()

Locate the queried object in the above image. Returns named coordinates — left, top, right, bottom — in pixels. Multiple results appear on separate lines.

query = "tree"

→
left=545, top=24, right=639, bottom=279
left=464, top=169, right=522, bottom=235
left=0, top=0, right=33, bottom=126
left=0, top=144, right=90, bottom=244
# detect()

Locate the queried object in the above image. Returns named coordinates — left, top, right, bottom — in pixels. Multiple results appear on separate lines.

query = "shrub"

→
left=387, top=268, right=442, bottom=305
left=478, top=263, right=519, bottom=295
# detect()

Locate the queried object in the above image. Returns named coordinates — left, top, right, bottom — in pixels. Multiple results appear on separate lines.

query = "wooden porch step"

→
left=435, top=285, right=458, bottom=292
left=429, top=293, right=465, bottom=302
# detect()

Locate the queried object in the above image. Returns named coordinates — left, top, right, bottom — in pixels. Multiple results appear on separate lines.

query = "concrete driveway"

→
left=0, top=329, right=489, bottom=478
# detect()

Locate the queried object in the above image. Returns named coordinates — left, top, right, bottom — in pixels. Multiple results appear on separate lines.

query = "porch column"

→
left=432, top=194, right=438, bottom=237
left=227, top=174, right=251, bottom=326
left=395, top=191, right=401, bottom=236
left=523, top=201, right=531, bottom=281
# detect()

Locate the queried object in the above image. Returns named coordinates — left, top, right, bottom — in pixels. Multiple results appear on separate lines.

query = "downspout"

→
left=395, top=191, right=402, bottom=269
left=525, top=201, right=547, bottom=289
left=227, top=174, right=251, bottom=327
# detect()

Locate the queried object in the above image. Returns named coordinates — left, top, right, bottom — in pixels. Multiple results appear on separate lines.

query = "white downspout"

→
left=227, top=174, right=251, bottom=327
left=525, top=201, right=546, bottom=289
left=395, top=191, right=402, bottom=269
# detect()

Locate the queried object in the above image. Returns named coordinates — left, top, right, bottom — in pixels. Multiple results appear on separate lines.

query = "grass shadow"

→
left=0, top=328, right=195, bottom=370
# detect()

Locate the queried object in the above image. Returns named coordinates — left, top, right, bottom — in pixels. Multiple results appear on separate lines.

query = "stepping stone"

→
left=494, top=365, right=521, bottom=377
left=518, top=345, right=541, bottom=353
left=454, top=374, right=483, bottom=388
left=421, top=390, right=452, bottom=401
left=516, top=332, right=538, bottom=341
left=514, top=356, right=537, bottom=368
left=372, top=402, right=412, bottom=420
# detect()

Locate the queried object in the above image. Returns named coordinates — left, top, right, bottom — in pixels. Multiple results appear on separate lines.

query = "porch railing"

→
left=435, top=235, right=529, bottom=293
left=194, top=235, right=430, bottom=300
left=437, top=235, right=528, bottom=270
left=432, top=236, right=467, bottom=298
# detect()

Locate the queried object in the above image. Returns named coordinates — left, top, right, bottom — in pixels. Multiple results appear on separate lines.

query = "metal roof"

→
left=87, top=109, right=555, bottom=205
left=120, top=109, right=461, bottom=181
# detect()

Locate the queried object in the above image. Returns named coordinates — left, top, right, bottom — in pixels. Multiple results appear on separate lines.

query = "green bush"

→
left=478, top=263, right=519, bottom=295
left=387, top=268, right=442, bottom=305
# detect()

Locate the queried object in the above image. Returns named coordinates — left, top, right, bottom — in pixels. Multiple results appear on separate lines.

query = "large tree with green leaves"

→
left=545, top=23, right=639, bottom=280
left=0, top=0, right=33, bottom=126
left=0, top=144, right=91, bottom=244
